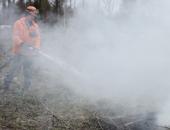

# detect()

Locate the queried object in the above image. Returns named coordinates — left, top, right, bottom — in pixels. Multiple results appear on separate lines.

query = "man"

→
left=2, top=6, right=41, bottom=92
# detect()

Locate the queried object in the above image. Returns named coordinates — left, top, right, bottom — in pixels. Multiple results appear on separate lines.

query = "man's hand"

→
left=32, top=48, right=40, bottom=56
left=20, top=43, right=39, bottom=56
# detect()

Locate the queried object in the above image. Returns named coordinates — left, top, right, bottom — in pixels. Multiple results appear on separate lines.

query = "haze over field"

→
left=40, top=0, right=170, bottom=125
left=0, top=0, right=170, bottom=127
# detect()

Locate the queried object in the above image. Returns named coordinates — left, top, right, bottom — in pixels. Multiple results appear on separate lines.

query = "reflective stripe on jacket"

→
left=12, top=17, right=40, bottom=54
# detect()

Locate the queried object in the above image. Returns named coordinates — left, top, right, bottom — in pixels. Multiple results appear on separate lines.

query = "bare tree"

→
left=2, top=0, right=6, bottom=9
left=8, top=0, right=12, bottom=8
left=16, top=0, right=26, bottom=12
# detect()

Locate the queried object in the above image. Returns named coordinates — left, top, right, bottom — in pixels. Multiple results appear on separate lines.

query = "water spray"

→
left=37, top=50, right=81, bottom=76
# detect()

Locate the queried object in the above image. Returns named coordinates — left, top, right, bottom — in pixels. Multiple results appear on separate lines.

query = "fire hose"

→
left=0, top=45, right=81, bottom=76
left=37, top=50, right=81, bottom=76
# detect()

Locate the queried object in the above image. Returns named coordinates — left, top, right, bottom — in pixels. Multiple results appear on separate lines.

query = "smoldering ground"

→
left=36, top=0, right=170, bottom=124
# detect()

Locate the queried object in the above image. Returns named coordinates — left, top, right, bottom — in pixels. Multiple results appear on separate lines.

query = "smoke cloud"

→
left=38, top=0, right=170, bottom=123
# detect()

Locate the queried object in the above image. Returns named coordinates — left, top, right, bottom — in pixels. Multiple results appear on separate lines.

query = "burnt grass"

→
left=0, top=42, right=165, bottom=130
left=0, top=89, right=117, bottom=130
left=0, top=85, right=162, bottom=130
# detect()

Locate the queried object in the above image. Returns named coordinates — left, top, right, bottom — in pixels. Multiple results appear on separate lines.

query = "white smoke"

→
left=157, top=99, right=170, bottom=127
left=1, top=0, right=170, bottom=124
left=38, top=0, right=170, bottom=117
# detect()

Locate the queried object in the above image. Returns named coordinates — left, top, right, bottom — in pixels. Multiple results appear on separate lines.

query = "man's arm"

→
left=13, top=21, right=23, bottom=46
left=12, top=21, right=24, bottom=54
left=34, top=24, right=41, bottom=49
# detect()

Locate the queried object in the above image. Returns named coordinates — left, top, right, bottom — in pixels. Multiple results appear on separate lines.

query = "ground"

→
left=0, top=26, right=169, bottom=130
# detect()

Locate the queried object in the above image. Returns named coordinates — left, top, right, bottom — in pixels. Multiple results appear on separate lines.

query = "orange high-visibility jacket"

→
left=12, top=17, right=40, bottom=54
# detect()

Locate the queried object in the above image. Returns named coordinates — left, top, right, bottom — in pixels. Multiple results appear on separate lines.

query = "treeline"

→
left=17, top=0, right=66, bottom=22
left=0, top=0, right=74, bottom=24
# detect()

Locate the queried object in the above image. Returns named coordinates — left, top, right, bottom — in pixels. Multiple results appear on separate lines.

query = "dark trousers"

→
left=3, top=55, right=33, bottom=90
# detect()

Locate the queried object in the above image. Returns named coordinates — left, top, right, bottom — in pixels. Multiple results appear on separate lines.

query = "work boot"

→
left=20, top=86, right=31, bottom=96
left=0, top=86, right=9, bottom=94
left=3, top=72, right=13, bottom=91
left=23, top=79, right=31, bottom=91
left=3, top=78, right=11, bottom=89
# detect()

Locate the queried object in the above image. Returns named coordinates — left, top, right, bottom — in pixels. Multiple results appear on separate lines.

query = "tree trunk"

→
left=17, top=0, right=26, bottom=12
left=2, top=0, right=6, bottom=9
left=8, top=0, right=11, bottom=8
left=34, top=0, right=50, bottom=22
